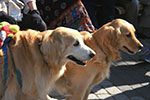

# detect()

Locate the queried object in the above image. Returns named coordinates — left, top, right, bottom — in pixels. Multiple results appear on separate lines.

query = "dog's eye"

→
left=73, top=40, right=79, bottom=46
left=126, top=34, right=131, bottom=38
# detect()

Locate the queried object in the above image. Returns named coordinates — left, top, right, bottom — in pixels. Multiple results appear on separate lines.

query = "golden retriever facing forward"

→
left=0, top=27, right=95, bottom=100
left=54, top=19, right=143, bottom=100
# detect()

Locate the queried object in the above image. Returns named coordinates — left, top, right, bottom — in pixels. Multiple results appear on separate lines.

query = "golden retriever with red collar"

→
left=54, top=19, right=143, bottom=100
left=0, top=27, right=95, bottom=100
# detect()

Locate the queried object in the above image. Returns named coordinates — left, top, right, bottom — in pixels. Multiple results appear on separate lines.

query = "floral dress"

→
left=37, top=0, right=96, bottom=32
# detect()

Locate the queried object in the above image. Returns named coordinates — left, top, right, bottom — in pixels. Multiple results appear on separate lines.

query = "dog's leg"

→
left=83, top=87, right=92, bottom=100
left=2, top=88, right=16, bottom=100
left=35, top=75, right=52, bottom=100
left=66, top=87, right=92, bottom=100
left=65, top=90, right=86, bottom=100
left=2, top=77, right=18, bottom=100
left=37, top=91, right=50, bottom=100
left=36, top=85, right=56, bottom=100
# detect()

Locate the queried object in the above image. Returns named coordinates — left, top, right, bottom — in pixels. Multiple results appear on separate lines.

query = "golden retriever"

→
left=54, top=19, right=143, bottom=100
left=0, top=27, right=95, bottom=100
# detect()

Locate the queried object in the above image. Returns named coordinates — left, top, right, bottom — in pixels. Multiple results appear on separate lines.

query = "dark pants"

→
left=0, top=11, right=47, bottom=31
left=82, top=0, right=116, bottom=28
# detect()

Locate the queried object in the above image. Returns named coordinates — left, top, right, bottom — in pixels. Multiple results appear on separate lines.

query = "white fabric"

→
left=8, top=0, right=23, bottom=21
left=0, top=0, right=36, bottom=21
left=0, top=0, right=24, bottom=21
left=0, top=1, right=7, bottom=14
left=0, top=31, right=6, bottom=41
left=12, top=0, right=24, bottom=9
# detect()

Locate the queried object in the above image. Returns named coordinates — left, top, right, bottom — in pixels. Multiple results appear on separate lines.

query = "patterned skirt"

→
left=37, top=0, right=96, bottom=32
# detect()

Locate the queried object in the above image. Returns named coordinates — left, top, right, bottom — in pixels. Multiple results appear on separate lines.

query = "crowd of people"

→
left=0, top=0, right=150, bottom=63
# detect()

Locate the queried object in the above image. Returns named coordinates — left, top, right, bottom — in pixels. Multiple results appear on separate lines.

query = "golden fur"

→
left=0, top=27, right=95, bottom=100
left=54, top=19, right=143, bottom=100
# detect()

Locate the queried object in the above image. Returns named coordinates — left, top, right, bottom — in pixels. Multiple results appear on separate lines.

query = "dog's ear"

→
left=115, top=28, right=121, bottom=37
left=80, top=31, right=92, bottom=42
left=101, top=26, right=121, bottom=61
left=39, top=31, right=53, bottom=55
left=110, top=27, right=122, bottom=47
left=39, top=30, right=64, bottom=64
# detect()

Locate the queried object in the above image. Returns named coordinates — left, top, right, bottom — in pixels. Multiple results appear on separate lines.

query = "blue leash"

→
left=2, top=37, right=22, bottom=88
left=2, top=44, right=8, bottom=80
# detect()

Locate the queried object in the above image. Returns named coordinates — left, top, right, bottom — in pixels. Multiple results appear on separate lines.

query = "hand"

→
left=28, top=10, right=40, bottom=16
left=28, top=10, right=47, bottom=31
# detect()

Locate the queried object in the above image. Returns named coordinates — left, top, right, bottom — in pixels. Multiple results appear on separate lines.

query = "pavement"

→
left=50, top=38, right=150, bottom=100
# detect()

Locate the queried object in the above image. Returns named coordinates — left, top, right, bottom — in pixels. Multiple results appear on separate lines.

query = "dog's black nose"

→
left=89, top=52, right=95, bottom=58
left=139, top=45, right=143, bottom=50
